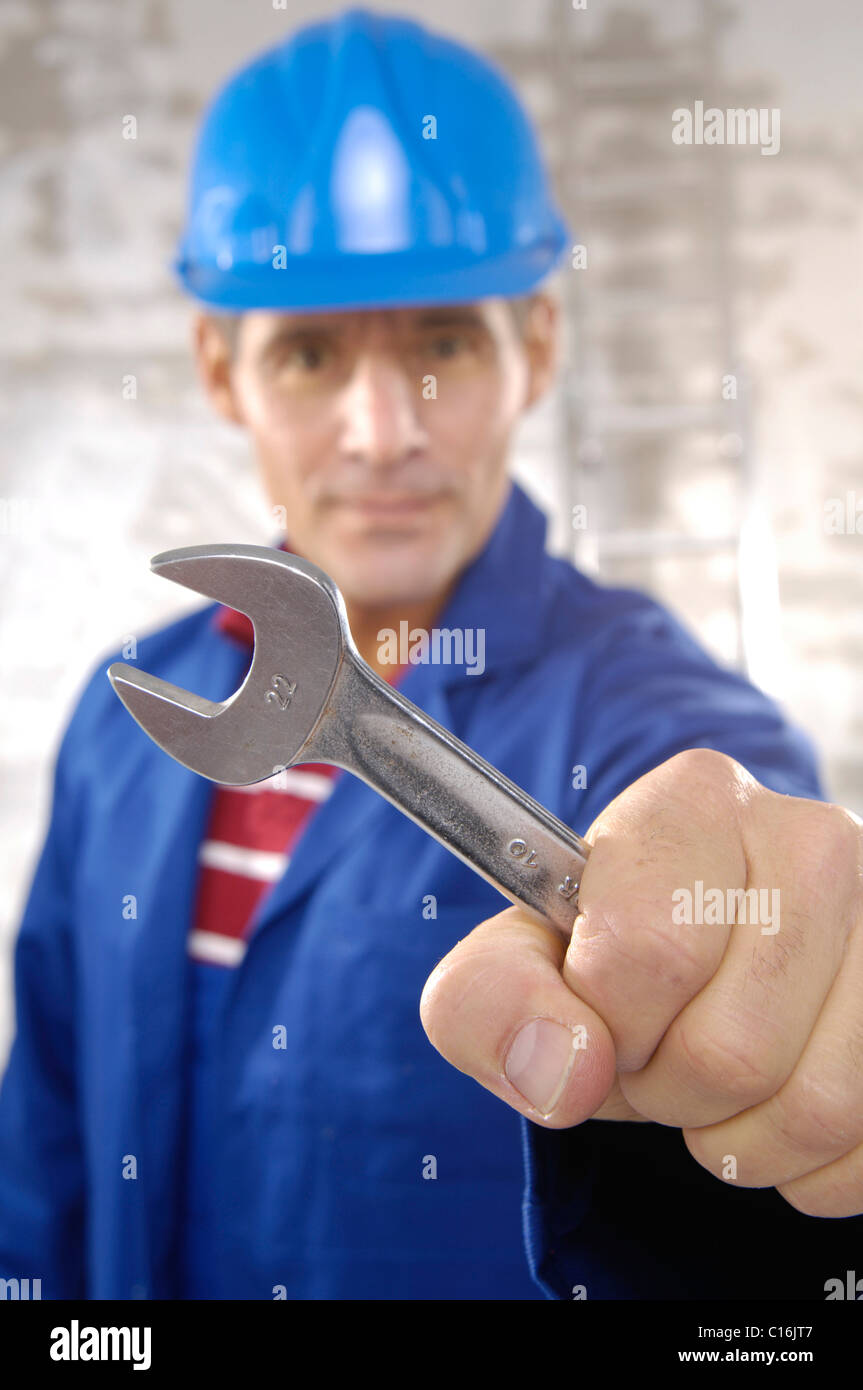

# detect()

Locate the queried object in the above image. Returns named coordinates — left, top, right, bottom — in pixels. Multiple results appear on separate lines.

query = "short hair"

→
left=212, top=311, right=242, bottom=357
left=506, top=293, right=536, bottom=336
left=210, top=294, right=537, bottom=358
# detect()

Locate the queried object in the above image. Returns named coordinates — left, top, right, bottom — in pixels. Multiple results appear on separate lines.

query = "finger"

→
left=776, top=1140, right=863, bottom=1219
left=681, top=875, right=863, bottom=1186
left=419, top=906, right=617, bottom=1128
left=622, top=797, right=859, bottom=1128
left=563, top=749, right=744, bottom=1072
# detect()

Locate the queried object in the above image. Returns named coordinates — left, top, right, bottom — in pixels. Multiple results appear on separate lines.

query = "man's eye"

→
left=288, top=343, right=329, bottom=369
left=430, top=335, right=466, bottom=358
left=271, top=341, right=331, bottom=371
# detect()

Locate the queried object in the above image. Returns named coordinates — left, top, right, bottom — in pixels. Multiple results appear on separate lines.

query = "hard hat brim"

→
left=172, top=236, right=569, bottom=312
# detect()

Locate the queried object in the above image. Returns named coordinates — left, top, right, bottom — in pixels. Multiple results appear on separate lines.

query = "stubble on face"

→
left=221, top=299, right=535, bottom=612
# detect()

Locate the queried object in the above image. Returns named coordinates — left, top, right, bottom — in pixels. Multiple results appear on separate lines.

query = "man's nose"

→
left=339, top=353, right=428, bottom=469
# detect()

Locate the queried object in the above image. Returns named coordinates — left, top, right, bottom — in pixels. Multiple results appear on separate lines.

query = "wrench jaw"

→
left=107, top=543, right=348, bottom=785
left=106, top=662, right=236, bottom=781
left=150, top=544, right=287, bottom=619
left=148, top=543, right=351, bottom=630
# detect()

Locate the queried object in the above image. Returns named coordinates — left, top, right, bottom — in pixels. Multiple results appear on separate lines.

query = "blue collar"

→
left=427, top=478, right=549, bottom=688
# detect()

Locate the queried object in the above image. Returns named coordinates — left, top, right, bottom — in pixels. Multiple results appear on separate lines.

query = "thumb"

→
left=419, top=905, right=618, bottom=1127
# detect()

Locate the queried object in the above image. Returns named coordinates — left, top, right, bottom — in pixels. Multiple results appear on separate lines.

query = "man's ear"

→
left=191, top=311, right=246, bottom=426
left=521, top=292, right=560, bottom=412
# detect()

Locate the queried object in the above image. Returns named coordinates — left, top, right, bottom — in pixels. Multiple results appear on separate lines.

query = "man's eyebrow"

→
left=412, top=307, right=486, bottom=328
left=260, top=320, right=343, bottom=347
left=257, top=306, right=487, bottom=353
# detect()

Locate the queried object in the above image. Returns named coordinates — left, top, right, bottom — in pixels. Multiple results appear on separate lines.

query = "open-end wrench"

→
left=106, top=544, right=590, bottom=939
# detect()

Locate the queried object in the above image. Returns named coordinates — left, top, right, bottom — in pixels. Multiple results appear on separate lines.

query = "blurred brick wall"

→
left=1, top=0, right=861, bottom=1059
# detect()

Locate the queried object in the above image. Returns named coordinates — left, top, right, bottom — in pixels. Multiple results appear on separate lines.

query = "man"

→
left=1, top=8, right=861, bottom=1302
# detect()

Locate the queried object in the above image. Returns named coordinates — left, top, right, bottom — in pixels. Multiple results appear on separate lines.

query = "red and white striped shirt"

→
left=189, top=583, right=405, bottom=967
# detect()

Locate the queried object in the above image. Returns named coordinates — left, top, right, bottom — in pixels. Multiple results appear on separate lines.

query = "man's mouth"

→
left=333, top=493, right=443, bottom=517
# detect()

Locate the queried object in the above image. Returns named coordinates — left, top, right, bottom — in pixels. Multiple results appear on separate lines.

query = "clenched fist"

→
left=420, top=749, right=863, bottom=1218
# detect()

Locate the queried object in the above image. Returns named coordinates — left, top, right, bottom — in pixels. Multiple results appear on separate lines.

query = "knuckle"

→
left=663, top=747, right=750, bottom=803
left=580, top=902, right=705, bottom=997
left=420, top=934, right=537, bottom=1060
left=418, top=961, right=448, bottom=1043
left=825, top=803, right=863, bottom=875
left=666, top=747, right=732, bottom=781
left=778, top=1171, right=863, bottom=1218
left=775, top=1182, right=831, bottom=1218
left=776, top=1066, right=862, bottom=1155
left=418, top=949, right=472, bottom=1046
left=675, top=1007, right=784, bottom=1106
left=746, top=920, right=805, bottom=990
left=801, top=801, right=861, bottom=883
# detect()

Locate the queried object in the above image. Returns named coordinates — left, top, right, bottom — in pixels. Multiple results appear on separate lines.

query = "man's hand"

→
left=419, top=749, right=863, bottom=1217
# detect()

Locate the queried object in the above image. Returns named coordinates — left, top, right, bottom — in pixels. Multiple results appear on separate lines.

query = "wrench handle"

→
left=306, top=654, right=590, bottom=940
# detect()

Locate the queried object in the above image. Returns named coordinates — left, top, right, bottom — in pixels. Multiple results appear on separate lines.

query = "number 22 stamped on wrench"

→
left=107, top=544, right=590, bottom=938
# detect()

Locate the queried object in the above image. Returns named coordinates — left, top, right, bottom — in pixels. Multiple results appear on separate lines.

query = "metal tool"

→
left=107, top=544, right=590, bottom=938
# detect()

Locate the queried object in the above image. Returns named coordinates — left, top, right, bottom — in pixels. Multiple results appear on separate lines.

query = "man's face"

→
left=194, top=297, right=557, bottom=608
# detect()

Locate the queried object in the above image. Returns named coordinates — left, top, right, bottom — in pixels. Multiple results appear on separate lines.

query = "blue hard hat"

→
left=172, top=6, right=571, bottom=311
